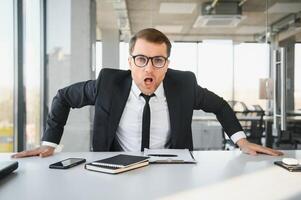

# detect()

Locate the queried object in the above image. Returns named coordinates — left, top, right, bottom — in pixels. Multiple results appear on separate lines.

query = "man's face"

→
left=129, top=39, right=169, bottom=95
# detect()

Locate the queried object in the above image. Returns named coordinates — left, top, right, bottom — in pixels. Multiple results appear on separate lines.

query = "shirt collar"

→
left=131, top=80, right=165, bottom=100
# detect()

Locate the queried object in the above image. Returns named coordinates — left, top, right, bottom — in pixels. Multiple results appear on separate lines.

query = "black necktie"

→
left=140, top=93, right=155, bottom=151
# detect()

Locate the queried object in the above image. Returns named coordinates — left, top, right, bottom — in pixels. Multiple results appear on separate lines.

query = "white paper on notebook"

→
left=143, top=148, right=197, bottom=163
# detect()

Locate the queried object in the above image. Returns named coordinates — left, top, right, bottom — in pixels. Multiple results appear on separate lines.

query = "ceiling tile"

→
left=159, top=2, right=197, bottom=14
left=155, top=25, right=183, bottom=33
left=267, top=2, right=301, bottom=13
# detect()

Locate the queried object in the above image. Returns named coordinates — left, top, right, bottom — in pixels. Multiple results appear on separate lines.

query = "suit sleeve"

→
left=42, top=78, right=98, bottom=144
left=192, top=75, right=243, bottom=137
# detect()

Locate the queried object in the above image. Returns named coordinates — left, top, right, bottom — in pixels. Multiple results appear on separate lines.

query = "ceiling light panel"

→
left=155, top=25, right=183, bottom=33
left=159, top=2, right=197, bottom=14
left=267, top=3, right=301, bottom=14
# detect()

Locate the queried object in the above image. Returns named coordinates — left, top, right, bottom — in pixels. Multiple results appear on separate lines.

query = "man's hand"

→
left=11, top=146, right=55, bottom=158
left=237, top=138, right=283, bottom=156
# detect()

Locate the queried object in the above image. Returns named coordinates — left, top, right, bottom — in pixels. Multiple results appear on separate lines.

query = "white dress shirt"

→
left=116, top=81, right=171, bottom=151
left=42, top=81, right=246, bottom=149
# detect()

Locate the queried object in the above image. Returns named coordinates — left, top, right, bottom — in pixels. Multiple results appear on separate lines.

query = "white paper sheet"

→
left=144, top=148, right=197, bottom=163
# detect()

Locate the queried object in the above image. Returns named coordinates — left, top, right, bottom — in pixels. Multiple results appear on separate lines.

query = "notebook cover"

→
left=85, top=161, right=149, bottom=174
left=92, top=154, right=149, bottom=167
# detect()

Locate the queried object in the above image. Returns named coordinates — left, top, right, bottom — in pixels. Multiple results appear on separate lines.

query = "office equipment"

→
left=85, top=154, right=149, bottom=174
left=147, top=154, right=177, bottom=157
left=247, top=105, right=265, bottom=145
left=0, top=161, right=18, bottom=179
left=274, top=161, right=301, bottom=172
left=282, top=158, right=299, bottom=166
left=49, top=158, right=86, bottom=169
left=144, top=148, right=196, bottom=163
left=259, top=78, right=273, bottom=100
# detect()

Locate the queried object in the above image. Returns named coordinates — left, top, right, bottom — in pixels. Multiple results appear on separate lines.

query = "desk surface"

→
left=193, top=115, right=301, bottom=122
left=1, top=151, right=301, bottom=200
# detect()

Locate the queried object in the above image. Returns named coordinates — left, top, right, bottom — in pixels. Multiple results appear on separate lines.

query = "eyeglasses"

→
left=131, top=54, right=168, bottom=68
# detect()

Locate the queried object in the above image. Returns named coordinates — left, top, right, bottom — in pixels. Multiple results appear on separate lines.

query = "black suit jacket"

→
left=42, top=68, right=243, bottom=151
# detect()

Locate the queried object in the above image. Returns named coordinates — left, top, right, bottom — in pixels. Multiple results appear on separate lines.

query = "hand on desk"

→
left=237, top=138, right=283, bottom=156
left=11, top=145, right=55, bottom=158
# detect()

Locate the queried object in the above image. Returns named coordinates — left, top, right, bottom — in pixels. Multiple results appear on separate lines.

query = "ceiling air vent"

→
left=193, top=1, right=245, bottom=28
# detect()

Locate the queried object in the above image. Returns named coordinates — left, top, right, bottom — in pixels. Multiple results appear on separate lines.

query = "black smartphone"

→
left=274, top=161, right=301, bottom=172
left=49, top=158, right=86, bottom=169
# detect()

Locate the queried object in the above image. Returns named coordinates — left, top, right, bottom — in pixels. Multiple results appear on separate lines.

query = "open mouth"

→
left=144, top=77, right=153, bottom=85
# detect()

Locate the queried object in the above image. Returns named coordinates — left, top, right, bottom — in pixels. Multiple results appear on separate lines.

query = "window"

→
left=198, top=40, right=233, bottom=100
left=0, top=0, right=14, bottom=152
left=234, top=43, right=269, bottom=110
left=295, top=44, right=301, bottom=109
left=95, top=41, right=102, bottom=76
left=0, top=0, right=45, bottom=152
left=120, top=42, right=129, bottom=70
left=170, top=42, right=197, bottom=74
left=23, top=0, right=43, bottom=149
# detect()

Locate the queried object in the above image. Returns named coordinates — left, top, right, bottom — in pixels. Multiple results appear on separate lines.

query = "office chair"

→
left=276, top=121, right=301, bottom=150
left=227, top=101, right=265, bottom=145
left=224, top=100, right=251, bottom=149
left=246, top=105, right=265, bottom=145
left=227, top=100, right=251, bottom=131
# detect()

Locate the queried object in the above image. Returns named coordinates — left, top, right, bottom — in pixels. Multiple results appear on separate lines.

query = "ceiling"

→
left=96, top=0, right=301, bottom=42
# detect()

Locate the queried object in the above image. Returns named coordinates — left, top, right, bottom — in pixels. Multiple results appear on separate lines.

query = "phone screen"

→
left=49, top=158, right=86, bottom=169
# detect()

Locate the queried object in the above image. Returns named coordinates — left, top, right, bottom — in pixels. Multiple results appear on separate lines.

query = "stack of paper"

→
left=144, top=148, right=197, bottom=163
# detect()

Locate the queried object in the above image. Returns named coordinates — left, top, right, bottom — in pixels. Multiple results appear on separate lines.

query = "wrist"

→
left=41, top=141, right=58, bottom=148
left=42, top=145, right=55, bottom=150
left=236, top=138, right=249, bottom=148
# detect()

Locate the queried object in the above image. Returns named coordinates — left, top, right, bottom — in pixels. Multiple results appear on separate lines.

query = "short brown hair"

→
left=129, top=28, right=172, bottom=57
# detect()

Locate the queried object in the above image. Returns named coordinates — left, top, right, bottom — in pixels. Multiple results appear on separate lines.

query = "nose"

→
left=144, top=59, right=154, bottom=73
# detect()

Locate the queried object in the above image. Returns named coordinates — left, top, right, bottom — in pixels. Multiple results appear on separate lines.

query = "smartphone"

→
left=274, top=161, right=301, bottom=172
left=49, top=158, right=86, bottom=169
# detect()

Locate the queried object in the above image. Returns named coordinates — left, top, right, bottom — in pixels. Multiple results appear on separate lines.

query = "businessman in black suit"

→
left=13, top=28, right=282, bottom=158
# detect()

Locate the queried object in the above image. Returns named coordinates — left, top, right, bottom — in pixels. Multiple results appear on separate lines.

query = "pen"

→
left=147, top=154, right=178, bottom=157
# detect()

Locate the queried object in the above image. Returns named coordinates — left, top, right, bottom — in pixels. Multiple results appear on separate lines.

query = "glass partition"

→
left=234, top=43, right=270, bottom=109
left=0, top=0, right=14, bottom=152
left=23, top=0, right=42, bottom=149
left=295, top=44, right=301, bottom=110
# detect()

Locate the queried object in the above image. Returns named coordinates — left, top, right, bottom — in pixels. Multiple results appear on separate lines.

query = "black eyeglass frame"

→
left=130, top=54, right=169, bottom=68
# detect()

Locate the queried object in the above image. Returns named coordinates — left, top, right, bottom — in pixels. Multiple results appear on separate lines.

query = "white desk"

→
left=1, top=151, right=301, bottom=200
left=193, top=115, right=301, bottom=122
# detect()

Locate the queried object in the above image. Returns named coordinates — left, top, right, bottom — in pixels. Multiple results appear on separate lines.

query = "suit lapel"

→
left=163, top=71, right=181, bottom=147
left=108, top=70, right=181, bottom=148
left=109, top=72, right=132, bottom=140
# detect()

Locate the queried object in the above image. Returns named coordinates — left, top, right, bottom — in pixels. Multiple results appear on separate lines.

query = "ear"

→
left=166, top=60, right=170, bottom=68
left=164, top=60, right=170, bottom=72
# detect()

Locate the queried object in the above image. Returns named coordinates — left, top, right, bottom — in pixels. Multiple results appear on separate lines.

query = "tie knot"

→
left=140, top=93, right=155, bottom=103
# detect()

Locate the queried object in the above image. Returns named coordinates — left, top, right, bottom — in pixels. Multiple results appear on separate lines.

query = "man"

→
left=13, top=28, right=283, bottom=158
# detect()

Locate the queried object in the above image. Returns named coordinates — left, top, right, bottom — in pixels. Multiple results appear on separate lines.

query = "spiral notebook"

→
left=85, top=154, right=149, bottom=174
